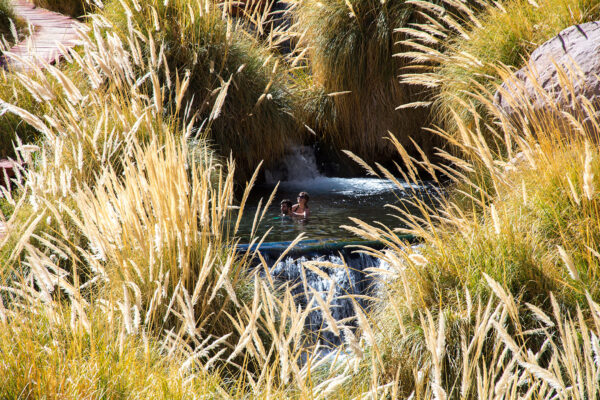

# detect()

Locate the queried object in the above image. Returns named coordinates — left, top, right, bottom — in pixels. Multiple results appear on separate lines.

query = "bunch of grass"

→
left=0, top=233, right=229, bottom=397
left=0, top=12, right=334, bottom=389
left=349, top=72, right=600, bottom=311
left=67, top=136, right=254, bottom=341
left=0, top=304, right=223, bottom=399
left=1, top=14, right=207, bottom=199
left=0, top=23, right=181, bottom=271
left=343, top=278, right=600, bottom=399
left=0, top=0, right=23, bottom=47
left=399, top=0, right=600, bottom=143
left=0, top=13, right=261, bottom=353
left=102, top=0, right=302, bottom=180
left=0, top=215, right=374, bottom=398
left=332, top=58, right=600, bottom=396
left=32, top=0, right=99, bottom=17
left=290, top=0, right=434, bottom=165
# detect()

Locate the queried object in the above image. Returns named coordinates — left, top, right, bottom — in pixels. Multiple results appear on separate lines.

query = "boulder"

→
left=494, top=21, right=600, bottom=128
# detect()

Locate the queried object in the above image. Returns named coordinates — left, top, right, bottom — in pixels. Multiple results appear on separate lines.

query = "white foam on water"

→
left=265, top=146, right=322, bottom=183
left=265, top=145, right=424, bottom=195
left=278, top=176, right=420, bottom=196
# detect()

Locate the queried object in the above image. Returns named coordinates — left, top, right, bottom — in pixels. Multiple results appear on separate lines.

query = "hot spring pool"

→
left=234, top=177, right=437, bottom=243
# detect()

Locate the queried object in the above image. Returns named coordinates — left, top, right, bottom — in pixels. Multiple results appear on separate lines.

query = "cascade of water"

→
left=264, top=146, right=322, bottom=183
left=266, top=250, right=383, bottom=348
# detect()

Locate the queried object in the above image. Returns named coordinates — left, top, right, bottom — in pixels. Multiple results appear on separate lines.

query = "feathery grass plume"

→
left=290, top=0, right=435, bottom=166
left=1, top=17, right=185, bottom=190
left=0, top=70, right=54, bottom=159
left=326, top=59, right=600, bottom=397
left=584, top=140, right=595, bottom=200
left=0, top=0, right=25, bottom=50
left=333, top=272, right=600, bottom=398
left=399, top=0, right=600, bottom=146
left=0, top=243, right=226, bottom=398
left=64, top=135, right=254, bottom=343
left=0, top=20, right=187, bottom=269
left=102, top=0, right=303, bottom=181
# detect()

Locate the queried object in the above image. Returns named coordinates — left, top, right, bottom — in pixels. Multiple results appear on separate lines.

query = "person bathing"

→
left=292, top=192, right=310, bottom=218
left=280, top=199, right=293, bottom=217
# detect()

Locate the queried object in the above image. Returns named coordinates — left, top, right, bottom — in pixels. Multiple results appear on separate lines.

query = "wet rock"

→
left=494, top=21, right=600, bottom=131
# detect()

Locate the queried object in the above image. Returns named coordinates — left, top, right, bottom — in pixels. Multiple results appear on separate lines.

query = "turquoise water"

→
left=235, top=177, right=436, bottom=243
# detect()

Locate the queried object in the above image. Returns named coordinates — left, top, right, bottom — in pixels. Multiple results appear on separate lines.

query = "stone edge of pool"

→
left=235, top=234, right=419, bottom=258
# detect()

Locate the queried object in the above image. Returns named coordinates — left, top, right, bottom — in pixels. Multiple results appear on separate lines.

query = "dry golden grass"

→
left=101, top=0, right=303, bottom=181
left=399, top=0, right=600, bottom=143
left=3, top=0, right=600, bottom=398
left=336, top=56, right=600, bottom=396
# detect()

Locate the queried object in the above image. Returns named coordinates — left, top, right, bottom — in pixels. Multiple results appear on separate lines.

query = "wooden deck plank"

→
left=4, top=0, right=88, bottom=71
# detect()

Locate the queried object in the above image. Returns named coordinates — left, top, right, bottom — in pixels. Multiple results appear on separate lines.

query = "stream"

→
left=236, top=147, right=436, bottom=350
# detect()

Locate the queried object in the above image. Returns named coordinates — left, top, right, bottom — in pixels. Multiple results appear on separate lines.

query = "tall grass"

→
left=0, top=0, right=22, bottom=47
left=0, top=305, right=222, bottom=399
left=0, top=12, right=335, bottom=394
left=5, top=0, right=600, bottom=397
left=0, top=11, right=260, bottom=350
left=291, top=0, right=434, bottom=165
left=102, top=0, right=303, bottom=180
left=337, top=55, right=600, bottom=396
left=400, top=0, right=600, bottom=142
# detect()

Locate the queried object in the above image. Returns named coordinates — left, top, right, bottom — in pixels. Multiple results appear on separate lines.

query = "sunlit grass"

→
left=4, top=0, right=600, bottom=398
left=0, top=306, right=223, bottom=399
left=102, top=0, right=304, bottom=181
left=400, top=0, right=600, bottom=142
left=337, top=54, right=600, bottom=395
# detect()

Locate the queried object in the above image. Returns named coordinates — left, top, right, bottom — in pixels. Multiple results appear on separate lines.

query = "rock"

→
left=494, top=21, right=600, bottom=130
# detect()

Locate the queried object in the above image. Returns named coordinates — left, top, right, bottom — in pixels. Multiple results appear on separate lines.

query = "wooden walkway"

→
left=3, top=0, right=86, bottom=70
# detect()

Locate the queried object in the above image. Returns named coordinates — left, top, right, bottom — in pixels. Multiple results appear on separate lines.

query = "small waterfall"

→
left=265, top=146, right=322, bottom=183
left=263, top=249, right=384, bottom=349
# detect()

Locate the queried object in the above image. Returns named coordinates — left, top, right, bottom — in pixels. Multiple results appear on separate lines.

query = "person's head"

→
left=297, top=192, right=309, bottom=206
left=280, top=199, right=293, bottom=215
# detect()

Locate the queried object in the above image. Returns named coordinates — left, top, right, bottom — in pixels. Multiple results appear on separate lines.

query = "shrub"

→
left=102, top=0, right=303, bottom=180
left=292, top=0, right=434, bottom=165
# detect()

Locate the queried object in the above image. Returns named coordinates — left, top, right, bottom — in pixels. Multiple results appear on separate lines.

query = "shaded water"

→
left=236, top=176, right=434, bottom=243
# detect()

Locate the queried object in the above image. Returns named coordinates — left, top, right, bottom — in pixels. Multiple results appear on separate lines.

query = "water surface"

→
left=235, top=176, right=435, bottom=243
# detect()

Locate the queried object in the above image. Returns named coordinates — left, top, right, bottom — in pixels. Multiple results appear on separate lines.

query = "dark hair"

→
left=298, top=192, right=309, bottom=202
left=280, top=199, right=293, bottom=207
